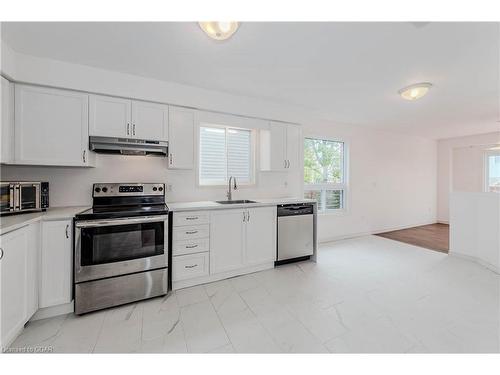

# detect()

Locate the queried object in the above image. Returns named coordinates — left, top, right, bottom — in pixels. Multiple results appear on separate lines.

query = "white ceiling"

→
left=1, top=22, right=499, bottom=139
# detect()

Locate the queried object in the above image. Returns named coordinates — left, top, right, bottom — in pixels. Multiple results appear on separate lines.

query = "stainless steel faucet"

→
left=227, top=176, right=237, bottom=200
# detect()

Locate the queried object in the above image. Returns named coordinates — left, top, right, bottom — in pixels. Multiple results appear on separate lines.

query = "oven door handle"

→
left=75, top=215, right=169, bottom=228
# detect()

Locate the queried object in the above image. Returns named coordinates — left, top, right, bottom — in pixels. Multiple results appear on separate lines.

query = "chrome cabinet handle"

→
left=185, top=264, right=198, bottom=269
left=242, top=211, right=246, bottom=222
left=133, top=124, right=136, bottom=136
left=82, top=150, right=86, bottom=163
left=169, top=153, right=173, bottom=165
left=287, top=160, right=290, bottom=168
left=65, top=224, right=69, bottom=239
left=186, top=217, right=198, bottom=220
left=247, top=210, right=250, bottom=222
left=127, top=123, right=130, bottom=135
left=0, top=247, right=4, bottom=260
left=186, top=244, right=198, bottom=249
left=284, top=159, right=287, bottom=169
left=185, top=230, right=198, bottom=235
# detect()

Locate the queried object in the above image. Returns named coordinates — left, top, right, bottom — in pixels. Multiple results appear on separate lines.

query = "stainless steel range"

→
left=74, top=183, right=169, bottom=315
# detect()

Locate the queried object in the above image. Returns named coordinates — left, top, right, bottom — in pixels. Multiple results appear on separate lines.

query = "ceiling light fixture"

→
left=198, top=22, right=239, bottom=40
left=398, top=82, right=433, bottom=101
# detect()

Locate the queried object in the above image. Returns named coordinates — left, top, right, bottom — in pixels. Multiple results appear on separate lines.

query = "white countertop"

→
left=0, top=206, right=89, bottom=235
left=167, top=197, right=316, bottom=212
left=0, top=198, right=316, bottom=233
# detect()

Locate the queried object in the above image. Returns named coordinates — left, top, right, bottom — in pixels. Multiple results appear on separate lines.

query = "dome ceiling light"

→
left=398, top=82, right=433, bottom=101
left=198, top=22, right=239, bottom=41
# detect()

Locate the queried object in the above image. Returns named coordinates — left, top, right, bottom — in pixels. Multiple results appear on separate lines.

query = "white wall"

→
left=306, top=121, right=437, bottom=242
left=450, top=192, right=500, bottom=273
left=1, top=41, right=438, bottom=242
left=437, top=132, right=500, bottom=223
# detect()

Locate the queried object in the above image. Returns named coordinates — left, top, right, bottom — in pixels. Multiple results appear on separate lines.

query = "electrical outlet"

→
left=166, top=184, right=173, bottom=192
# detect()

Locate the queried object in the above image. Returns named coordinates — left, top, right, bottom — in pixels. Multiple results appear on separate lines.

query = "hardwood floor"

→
left=375, top=223, right=449, bottom=253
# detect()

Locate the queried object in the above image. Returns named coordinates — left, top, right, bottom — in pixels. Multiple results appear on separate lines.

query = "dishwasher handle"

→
left=277, top=204, right=314, bottom=216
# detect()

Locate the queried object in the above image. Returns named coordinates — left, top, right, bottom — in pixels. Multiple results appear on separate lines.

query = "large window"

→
left=199, top=125, right=253, bottom=186
left=304, top=137, right=346, bottom=211
left=486, top=152, right=500, bottom=193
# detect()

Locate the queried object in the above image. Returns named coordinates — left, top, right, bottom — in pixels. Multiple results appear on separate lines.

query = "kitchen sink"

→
left=215, top=200, right=258, bottom=204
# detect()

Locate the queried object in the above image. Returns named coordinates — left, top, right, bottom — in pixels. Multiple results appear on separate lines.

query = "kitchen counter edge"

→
left=0, top=206, right=89, bottom=236
left=167, top=198, right=317, bottom=212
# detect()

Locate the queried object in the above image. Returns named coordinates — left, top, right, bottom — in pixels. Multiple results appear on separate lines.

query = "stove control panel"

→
left=93, top=183, right=165, bottom=197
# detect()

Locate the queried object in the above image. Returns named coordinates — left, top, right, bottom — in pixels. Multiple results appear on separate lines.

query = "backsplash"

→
left=0, top=154, right=301, bottom=207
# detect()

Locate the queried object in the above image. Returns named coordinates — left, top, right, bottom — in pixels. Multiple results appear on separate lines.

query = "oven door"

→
left=0, top=183, right=16, bottom=214
left=75, top=215, right=168, bottom=283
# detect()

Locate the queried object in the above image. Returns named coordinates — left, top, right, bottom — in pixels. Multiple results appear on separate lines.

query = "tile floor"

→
left=9, top=235, right=500, bottom=353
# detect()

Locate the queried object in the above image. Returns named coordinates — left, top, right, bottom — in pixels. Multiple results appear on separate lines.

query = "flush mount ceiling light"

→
left=198, top=22, right=239, bottom=40
left=398, top=82, right=433, bottom=101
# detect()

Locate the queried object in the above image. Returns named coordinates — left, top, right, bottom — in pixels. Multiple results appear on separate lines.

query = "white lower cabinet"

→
left=172, top=252, right=209, bottom=281
left=39, top=220, right=73, bottom=309
left=210, top=206, right=276, bottom=275
left=210, top=209, right=246, bottom=274
left=0, top=222, right=40, bottom=348
left=172, top=206, right=277, bottom=289
left=245, top=206, right=277, bottom=266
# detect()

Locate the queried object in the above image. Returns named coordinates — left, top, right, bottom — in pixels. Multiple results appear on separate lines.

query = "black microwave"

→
left=0, top=181, right=49, bottom=215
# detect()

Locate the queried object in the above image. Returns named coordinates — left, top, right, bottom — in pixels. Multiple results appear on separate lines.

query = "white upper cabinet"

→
left=15, top=84, right=92, bottom=167
left=168, top=106, right=195, bottom=169
left=210, top=209, right=246, bottom=274
left=245, top=206, right=277, bottom=266
left=89, top=94, right=132, bottom=138
left=0, top=76, right=14, bottom=164
left=131, top=100, right=169, bottom=141
left=285, top=124, right=300, bottom=171
left=260, top=121, right=300, bottom=171
left=39, top=220, right=73, bottom=309
left=90, top=95, right=169, bottom=141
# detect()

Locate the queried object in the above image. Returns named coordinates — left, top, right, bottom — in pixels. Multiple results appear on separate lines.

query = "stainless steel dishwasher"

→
left=277, top=203, right=314, bottom=264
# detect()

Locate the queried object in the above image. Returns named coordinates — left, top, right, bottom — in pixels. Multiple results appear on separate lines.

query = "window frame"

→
left=197, top=122, right=256, bottom=188
left=302, top=136, right=349, bottom=214
left=484, top=149, right=500, bottom=193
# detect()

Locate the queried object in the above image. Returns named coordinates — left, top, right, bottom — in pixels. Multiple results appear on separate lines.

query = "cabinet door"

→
left=89, top=94, right=131, bottom=138
left=245, top=207, right=277, bottom=266
left=40, top=220, right=72, bottom=308
left=210, top=209, right=245, bottom=274
left=0, top=227, right=28, bottom=348
left=168, top=106, right=194, bottom=169
left=26, top=222, right=40, bottom=319
left=131, top=100, right=168, bottom=141
left=260, top=121, right=287, bottom=171
left=285, top=124, right=300, bottom=171
left=0, top=76, right=14, bottom=164
left=15, top=85, right=90, bottom=166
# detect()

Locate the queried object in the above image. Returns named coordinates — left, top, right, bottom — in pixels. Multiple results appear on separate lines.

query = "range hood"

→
left=89, top=136, right=168, bottom=156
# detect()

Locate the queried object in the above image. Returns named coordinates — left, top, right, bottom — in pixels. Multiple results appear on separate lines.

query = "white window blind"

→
left=199, top=126, right=253, bottom=185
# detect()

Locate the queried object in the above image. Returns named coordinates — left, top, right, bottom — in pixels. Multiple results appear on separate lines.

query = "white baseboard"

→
left=437, top=220, right=449, bottom=225
left=31, top=301, right=74, bottom=321
left=318, top=220, right=438, bottom=244
left=449, top=252, right=500, bottom=275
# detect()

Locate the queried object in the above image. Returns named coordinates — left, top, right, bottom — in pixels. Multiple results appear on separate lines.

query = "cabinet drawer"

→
left=172, top=238, right=210, bottom=256
left=173, top=211, right=210, bottom=226
left=172, top=225, right=209, bottom=241
left=172, top=252, right=209, bottom=281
